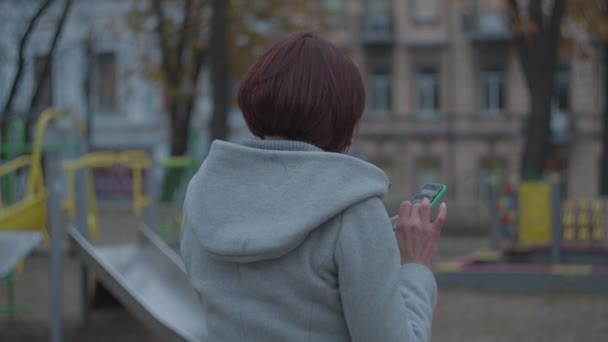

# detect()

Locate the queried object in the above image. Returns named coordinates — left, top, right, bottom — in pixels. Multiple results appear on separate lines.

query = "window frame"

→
left=410, top=0, right=440, bottom=25
left=478, top=157, right=509, bottom=201
left=414, top=157, right=443, bottom=191
left=93, top=51, right=118, bottom=115
left=480, top=66, right=506, bottom=116
left=414, top=67, right=440, bottom=117
left=368, top=69, right=392, bottom=117
left=366, top=0, right=392, bottom=34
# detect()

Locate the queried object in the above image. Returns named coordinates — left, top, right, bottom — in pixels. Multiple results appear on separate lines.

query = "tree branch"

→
left=175, top=0, right=193, bottom=78
left=28, top=0, right=73, bottom=119
left=528, top=0, right=543, bottom=30
left=152, top=0, right=177, bottom=86
left=1, top=0, right=53, bottom=121
left=507, top=0, right=534, bottom=88
left=191, top=48, right=206, bottom=86
left=549, top=0, right=566, bottom=41
left=507, top=0, right=521, bottom=25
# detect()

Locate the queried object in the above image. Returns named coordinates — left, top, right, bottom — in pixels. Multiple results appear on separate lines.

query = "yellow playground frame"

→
left=0, top=107, right=152, bottom=239
left=61, top=150, right=151, bottom=238
left=0, top=109, right=83, bottom=234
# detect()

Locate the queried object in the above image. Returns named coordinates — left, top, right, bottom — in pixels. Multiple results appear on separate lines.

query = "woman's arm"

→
left=335, top=198, right=440, bottom=342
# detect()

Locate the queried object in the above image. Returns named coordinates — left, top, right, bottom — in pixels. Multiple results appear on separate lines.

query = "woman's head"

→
left=238, top=32, right=365, bottom=153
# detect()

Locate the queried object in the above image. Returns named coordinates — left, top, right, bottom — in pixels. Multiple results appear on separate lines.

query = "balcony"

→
left=357, top=111, right=598, bottom=143
left=357, top=13, right=394, bottom=47
left=359, top=111, right=522, bottom=140
left=462, top=3, right=512, bottom=42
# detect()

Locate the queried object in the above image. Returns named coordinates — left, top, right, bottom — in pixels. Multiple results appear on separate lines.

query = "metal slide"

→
left=68, top=224, right=206, bottom=342
left=0, top=232, right=42, bottom=277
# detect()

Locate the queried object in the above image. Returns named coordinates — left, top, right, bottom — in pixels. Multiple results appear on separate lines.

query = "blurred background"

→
left=0, top=0, right=607, bottom=341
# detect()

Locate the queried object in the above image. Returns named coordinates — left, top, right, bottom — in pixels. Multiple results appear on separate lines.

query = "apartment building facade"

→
left=0, top=0, right=197, bottom=154
left=326, top=0, right=603, bottom=210
left=2, top=0, right=603, bottom=210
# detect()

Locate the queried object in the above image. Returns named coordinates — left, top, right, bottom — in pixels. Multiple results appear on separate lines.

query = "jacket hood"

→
left=182, top=138, right=389, bottom=263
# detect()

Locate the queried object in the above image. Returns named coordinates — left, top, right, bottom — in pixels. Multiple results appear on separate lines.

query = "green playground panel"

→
left=1, top=143, right=81, bottom=154
left=156, top=156, right=198, bottom=242
left=0, top=272, right=31, bottom=321
left=2, top=117, right=80, bottom=155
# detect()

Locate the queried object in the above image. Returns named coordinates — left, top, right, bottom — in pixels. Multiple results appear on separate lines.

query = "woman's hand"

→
left=392, top=198, right=447, bottom=267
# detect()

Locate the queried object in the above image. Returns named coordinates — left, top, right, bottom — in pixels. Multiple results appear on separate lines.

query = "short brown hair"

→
left=237, top=32, right=365, bottom=153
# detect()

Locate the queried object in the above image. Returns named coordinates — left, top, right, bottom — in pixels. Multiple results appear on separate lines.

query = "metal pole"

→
left=46, top=151, right=63, bottom=342
left=551, top=179, right=562, bottom=264
left=7, top=272, right=15, bottom=322
left=75, top=167, right=91, bottom=324
left=144, top=160, right=160, bottom=232
left=488, top=178, right=500, bottom=250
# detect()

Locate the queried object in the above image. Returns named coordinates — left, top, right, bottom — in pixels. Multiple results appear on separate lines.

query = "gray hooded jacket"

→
left=181, top=138, right=437, bottom=342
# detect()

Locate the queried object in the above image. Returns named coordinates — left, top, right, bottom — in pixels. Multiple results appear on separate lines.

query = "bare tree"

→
left=128, top=0, right=326, bottom=156
left=507, top=0, right=567, bottom=180
left=149, top=0, right=207, bottom=156
left=24, top=0, right=74, bottom=140
left=0, top=0, right=53, bottom=157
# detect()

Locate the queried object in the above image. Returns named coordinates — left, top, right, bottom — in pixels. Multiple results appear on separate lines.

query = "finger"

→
left=399, top=201, right=412, bottom=218
left=390, top=215, right=399, bottom=223
left=419, top=197, right=431, bottom=223
left=432, top=202, right=447, bottom=232
left=410, top=202, right=420, bottom=222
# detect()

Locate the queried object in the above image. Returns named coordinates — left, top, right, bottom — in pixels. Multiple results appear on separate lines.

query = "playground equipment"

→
left=61, top=150, right=205, bottom=341
left=61, top=150, right=152, bottom=239
left=434, top=179, right=608, bottom=292
left=0, top=108, right=83, bottom=234
left=0, top=108, right=206, bottom=341
left=0, top=232, right=42, bottom=320
left=0, top=109, right=82, bottom=322
left=155, top=156, right=198, bottom=243
left=69, top=224, right=206, bottom=341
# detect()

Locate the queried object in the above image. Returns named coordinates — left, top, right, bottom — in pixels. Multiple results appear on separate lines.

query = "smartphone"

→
left=410, top=183, right=447, bottom=208
left=393, top=183, right=447, bottom=230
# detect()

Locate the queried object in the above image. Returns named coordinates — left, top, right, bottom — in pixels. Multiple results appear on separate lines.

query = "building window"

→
left=551, top=67, right=570, bottom=138
left=322, top=0, right=344, bottom=27
left=415, top=68, right=439, bottom=117
left=369, top=70, right=391, bottom=116
left=415, top=157, right=442, bottom=190
left=95, top=52, right=117, bottom=114
left=478, top=157, right=508, bottom=200
left=553, top=67, right=570, bottom=114
left=33, top=55, right=53, bottom=111
left=477, top=0, right=508, bottom=32
left=411, top=0, right=438, bottom=24
left=481, top=67, right=505, bottom=115
left=367, top=0, right=391, bottom=34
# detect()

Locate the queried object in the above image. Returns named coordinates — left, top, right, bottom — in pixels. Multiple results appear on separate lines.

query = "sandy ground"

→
left=1, top=204, right=607, bottom=341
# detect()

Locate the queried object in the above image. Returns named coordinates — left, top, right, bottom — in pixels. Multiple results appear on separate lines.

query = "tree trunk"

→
left=162, top=102, right=192, bottom=201
left=209, top=0, right=230, bottom=144
left=170, top=115, right=190, bottom=156
left=600, top=43, right=608, bottom=196
left=508, top=0, right=564, bottom=181
left=521, top=75, right=554, bottom=180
